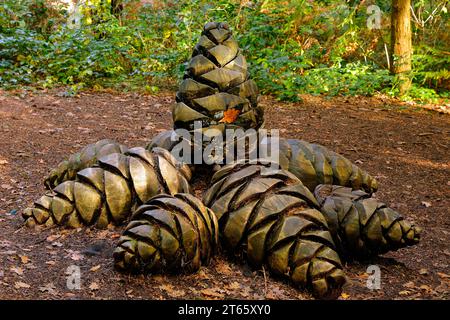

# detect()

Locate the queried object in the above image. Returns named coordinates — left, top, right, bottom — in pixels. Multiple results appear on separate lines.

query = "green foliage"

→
left=0, top=0, right=448, bottom=103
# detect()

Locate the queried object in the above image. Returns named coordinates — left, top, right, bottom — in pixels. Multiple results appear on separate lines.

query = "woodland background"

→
left=0, top=0, right=449, bottom=103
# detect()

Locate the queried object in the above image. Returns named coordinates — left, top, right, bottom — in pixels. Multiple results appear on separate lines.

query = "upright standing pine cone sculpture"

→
left=314, top=185, right=421, bottom=257
left=44, top=139, right=128, bottom=189
left=203, top=161, right=346, bottom=298
left=114, top=193, right=218, bottom=274
left=23, top=148, right=192, bottom=228
left=173, top=21, right=264, bottom=133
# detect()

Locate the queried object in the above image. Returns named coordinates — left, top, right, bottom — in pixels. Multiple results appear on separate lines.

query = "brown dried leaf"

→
left=215, top=261, right=233, bottom=276
left=90, top=265, right=101, bottom=272
left=419, top=268, right=429, bottom=275
left=46, top=234, right=61, bottom=242
left=10, top=266, right=23, bottom=275
left=89, top=282, right=100, bottom=291
left=14, top=281, right=30, bottom=289
left=225, top=281, right=240, bottom=291
left=19, top=255, right=30, bottom=264
left=421, top=201, right=432, bottom=208
left=39, top=283, right=57, bottom=295
left=399, top=290, right=410, bottom=295
left=158, top=284, right=186, bottom=298
left=200, top=288, right=225, bottom=299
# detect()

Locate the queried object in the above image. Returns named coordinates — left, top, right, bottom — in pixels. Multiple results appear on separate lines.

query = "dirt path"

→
left=0, top=90, right=448, bottom=300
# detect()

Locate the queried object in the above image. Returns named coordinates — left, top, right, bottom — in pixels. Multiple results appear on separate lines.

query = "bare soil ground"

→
left=0, top=89, right=448, bottom=300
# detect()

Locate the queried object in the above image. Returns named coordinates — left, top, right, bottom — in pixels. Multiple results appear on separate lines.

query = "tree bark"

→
left=391, top=0, right=412, bottom=95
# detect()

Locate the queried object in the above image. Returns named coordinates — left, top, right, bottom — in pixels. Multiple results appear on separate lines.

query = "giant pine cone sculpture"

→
left=114, top=193, right=218, bottom=274
left=22, top=21, right=422, bottom=300
left=173, top=22, right=264, bottom=133
left=147, top=130, right=378, bottom=194
left=23, top=147, right=191, bottom=228
left=203, top=161, right=346, bottom=298
left=275, top=138, right=378, bottom=194
left=314, top=185, right=421, bottom=257
left=44, top=139, right=128, bottom=189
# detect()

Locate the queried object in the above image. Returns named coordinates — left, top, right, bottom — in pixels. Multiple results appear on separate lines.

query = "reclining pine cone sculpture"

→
left=23, top=147, right=192, bottom=228
left=314, top=185, right=421, bottom=257
left=147, top=130, right=378, bottom=194
left=203, top=161, right=346, bottom=298
left=44, top=139, right=128, bottom=189
left=173, top=21, right=264, bottom=133
left=114, top=193, right=218, bottom=274
left=275, top=138, right=378, bottom=194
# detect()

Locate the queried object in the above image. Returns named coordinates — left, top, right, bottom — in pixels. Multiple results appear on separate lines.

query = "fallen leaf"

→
left=399, top=290, right=410, bottom=295
left=14, top=281, right=30, bottom=289
left=126, top=289, right=134, bottom=298
left=403, top=281, right=415, bottom=289
left=266, top=286, right=286, bottom=299
left=215, top=261, right=233, bottom=276
left=0, top=160, right=8, bottom=165
left=10, top=266, right=23, bottom=275
left=158, top=284, right=185, bottom=298
left=437, top=272, right=449, bottom=279
left=225, top=281, right=241, bottom=291
left=340, top=292, right=350, bottom=300
left=67, top=250, right=83, bottom=261
left=219, top=109, right=240, bottom=123
left=200, top=288, right=225, bottom=299
left=46, top=234, right=61, bottom=242
left=1, top=184, right=12, bottom=190
left=39, top=283, right=57, bottom=295
left=419, top=284, right=433, bottom=292
left=90, top=265, right=101, bottom=272
left=195, top=268, right=211, bottom=280
left=419, top=268, right=429, bottom=275
left=421, top=201, right=431, bottom=208
left=45, top=261, right=56, bottom=266
left=89, top=282, right=100, bottom=291
left=19, top=255, right=30, bottom=264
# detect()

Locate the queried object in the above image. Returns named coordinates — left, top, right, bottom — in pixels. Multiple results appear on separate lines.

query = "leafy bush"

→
left=0, top=0, right=448, bottom=102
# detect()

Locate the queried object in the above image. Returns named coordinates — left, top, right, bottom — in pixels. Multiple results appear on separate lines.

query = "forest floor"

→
left=0, top=89, right=448, bottom=300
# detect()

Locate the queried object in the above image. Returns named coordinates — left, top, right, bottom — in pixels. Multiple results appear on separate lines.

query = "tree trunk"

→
left=391, top=0, right=412, bottom=95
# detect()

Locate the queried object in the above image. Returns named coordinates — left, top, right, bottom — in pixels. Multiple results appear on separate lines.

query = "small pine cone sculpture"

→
left=114, top=193, right=218, bottom=274
left=173, top=21, right=264, bottom=133
left=44, top=139, right=128, bottom=189
left=203, top=161, right=346, bottom=298
left=314, top=184, right=421, bottom=257
left=275, top=138, right=378, bottom=194
left=23, top=147, right=192, bottom=228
